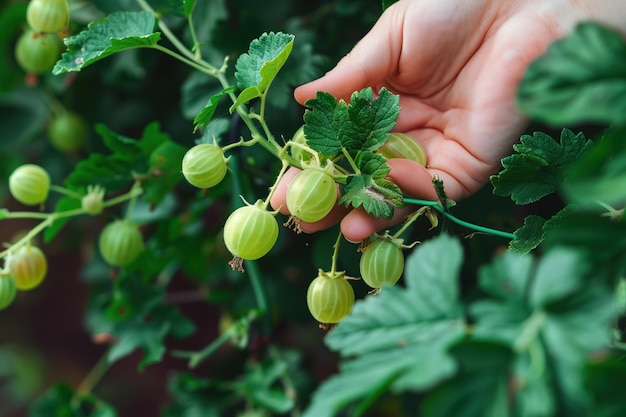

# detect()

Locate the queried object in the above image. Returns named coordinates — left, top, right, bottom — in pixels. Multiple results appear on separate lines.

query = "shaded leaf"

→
left=518, top=22, right=626, bottom=126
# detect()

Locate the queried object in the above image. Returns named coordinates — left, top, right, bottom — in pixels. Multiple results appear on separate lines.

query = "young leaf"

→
left=345, top=88, right=399, bottom=152
left=193, top=86, right=235, bottom=131
left=509, top=214, right=546, bottom=254
left=231, top=32, right=295, bottom=111
left=518, top=22, right=626, bottom=126
left=302, top=91, right=349, bottom=156
left=53, top=11, right=160, bottom=74
left=508, top=205, right=578, bottom=255
left=302, top=234, right=465, bottom=417
left=490, top=129, right=592, bottom=204
left=338, top=151, right=405, bottom=219
left=303, top=87, right=400, bottom=156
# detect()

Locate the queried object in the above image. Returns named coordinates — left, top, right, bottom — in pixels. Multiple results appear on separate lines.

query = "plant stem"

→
left=392, top=206, right=428, bottom=240
left=263, top=160, right=289, bottom=209
left=76, top=351, right=111, bottom=395
left=402, top=197, right=516, bottom=240
left=50, top=185, right=83, bottom=200
left=330, top=231, right=343, bottom=274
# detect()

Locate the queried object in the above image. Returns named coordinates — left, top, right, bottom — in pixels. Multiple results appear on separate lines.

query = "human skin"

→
left=270, top=0, right=626, bottom=242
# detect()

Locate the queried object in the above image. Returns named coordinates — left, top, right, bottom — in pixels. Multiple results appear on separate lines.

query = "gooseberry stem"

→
left=329, top=230, right=343, bottom=275
left=402, top=197, right=516, bottom=240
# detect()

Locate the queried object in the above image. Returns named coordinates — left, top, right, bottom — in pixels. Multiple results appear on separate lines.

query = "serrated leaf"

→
left=193, top=86, right=235, bottom=131
left=518, top=22, right=626, bottom=126
left=339, top=174, right=404, bottom=219
left=303, top=87, right=400, bottom=156
left=509, top=215, right=546, bottom=254
left=302, top=91, right=348, bottom=155
left=53, top=11, right=160, bottom=74
left=43, top=196, right=82, bottom=243
left=491, top=129, right=592, bottom=204
left=303, top=235, right=465, bottom=417
left=345, top=88, right=399, bottom=152
left=563, top=124, right=626, bottom=207
left=231, top=32, right=294, bottom=110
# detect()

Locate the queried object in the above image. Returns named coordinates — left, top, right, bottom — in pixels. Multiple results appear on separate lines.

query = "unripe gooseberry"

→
left=359, top=238, right=405, bottom=289
left=181, top=143, right=229, bottom=189
left=286, top=168, right=337, bottom=224
left=47, top=111, right=88, bottom=153
left=306, top=270, right=355, bottom=324
left=9, top=164, right=51, bottom=206
left=27, top=0, right=70, bottom=33
left=98, top=220, right=144, bottom=267
left=14, top=29, right=61, bottom=74
left=8, top=244, right=48, bottom=291
left=0, top=276, right=18, bottom=310
left=223, top=200, right=279, bottom=269
left=378, top=132, right=427, bottom=166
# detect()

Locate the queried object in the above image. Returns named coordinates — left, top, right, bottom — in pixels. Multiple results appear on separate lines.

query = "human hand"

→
left=270, top=0, right=607, bottom=242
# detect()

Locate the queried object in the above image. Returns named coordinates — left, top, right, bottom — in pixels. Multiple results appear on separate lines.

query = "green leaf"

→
left=302, top=234, right=465, bottom=417
left=345, top=88, right=400, bottom=152
left=422, top=340, right=513, bottom=417
left=53, top=11, right=160, bottom=74
left=337, top=151, right=405, bottom=219
left=518, top=22, right=626, bottom=126
left=193, top=86, right=235, bottom=131
left=30, top=383, right=117, bottom=417
left=509, top=215, right=546, bottom=254
left=101, top=274, right=195, bottom=370
left=43, top=196, right=82, bottom=243
left=65, top=122, right=170, bottom=194
left=470, top=246, right=614, bottom=411
left=490, top=129, right=592, bottom=204
left=162, top=373, right=221, bottom=417
left=236, top=360, right=295, bottom=413
left=231, top=32, right=295, bottom=110
left=563, top=124, right=626, bottom=207
left=302, top=91, right=349, bottom=155
left=303, top=87, right=400, bottom=156
left=543, top=212, right=626, bottom=283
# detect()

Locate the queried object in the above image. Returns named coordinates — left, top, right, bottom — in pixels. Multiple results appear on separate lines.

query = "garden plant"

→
left=1, top=0, right=626, bottom=416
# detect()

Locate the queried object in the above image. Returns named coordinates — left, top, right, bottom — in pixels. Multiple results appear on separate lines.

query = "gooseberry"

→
left=98, top=220, right=144, bottom=267
left=181, top=143, right=229, bottom=189
left=9, top=164, right=51, bottom=206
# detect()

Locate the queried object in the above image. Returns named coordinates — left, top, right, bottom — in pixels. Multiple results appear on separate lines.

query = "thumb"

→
left=294, top=7, right=402, bottom=104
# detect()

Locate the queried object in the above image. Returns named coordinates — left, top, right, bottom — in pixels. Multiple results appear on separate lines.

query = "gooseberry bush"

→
left=1, top=1, right=626, bottom=416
